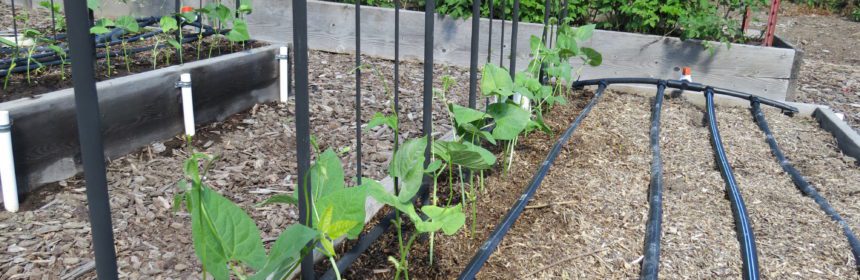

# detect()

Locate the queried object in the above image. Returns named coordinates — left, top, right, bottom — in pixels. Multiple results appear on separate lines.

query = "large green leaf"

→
left=432, top=141, right=495, bottom=171
left=388, top=137, right=427, bottom=202
left=309, top=149, right=345, bottom=201
left=314, top=183, right=367, bottom=238
left=582, top=47, right=602, bottom=67
left=160, top=16, right=178, bottom=33
left=227, top=19, right=251, bottom=42
left=451, top=104, right=489, bottom=125
left=480, top=63, right=513, bottom=97
left=189, top=188, right=229, bottom=279
left=116, top=15, right=139, bottom=33
left=366, top=112, right=398, bottom=132
left=415, top=204, right=465, bottom=235
left=250, top=224, right=317, bottom=280
left=487, top=103, right=531, bottom=140
left=367, top=181, right=420, bottom=221
left=574, top=24, right=596, bottom=41
left=198, top=188, right=267, bottom=271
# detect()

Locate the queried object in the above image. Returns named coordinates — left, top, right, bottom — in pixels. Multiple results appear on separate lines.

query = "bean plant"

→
left=90, top=19, right=115, bottom=77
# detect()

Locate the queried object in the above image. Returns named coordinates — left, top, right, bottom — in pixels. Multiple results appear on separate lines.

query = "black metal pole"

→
left=62, top=0, right=118, bottom=278
left=487, top=0, right=493, bottom=64
left=541, top=0, right=550, bottom=43
left=498, top=0, right=505, bottom=66
left=292, top=0, right=314, bottom=278
left=175, top=0, right=182, bottom=62
left=11, top=0, right=19, bottom=57
left=509, top=0, right=519, bottom=77
left=468, top=0, right=480, bottom=109
left=424, top=0, right=435, bottom=168
left=354, top=0, right=363, bottom=185
left=50, top=0, right=57, bottom=38
left=394, top=0, right=401, bottom=164
left=640, top=81, right=666, bottom=280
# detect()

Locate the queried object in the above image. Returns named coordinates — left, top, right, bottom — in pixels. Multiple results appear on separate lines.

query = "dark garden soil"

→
left=0, top=50, right=472, bottom=279
left=0, top=2, right=266, bottom=102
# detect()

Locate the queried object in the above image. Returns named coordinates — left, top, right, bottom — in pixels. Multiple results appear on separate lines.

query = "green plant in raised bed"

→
left=1, top=37, right=17, bottom=90
left=46, top=44, right=68, bottom=80
left=366, top=136, right=465, bottom=280
left=90, top=18, right=115, bottom=77
left=115, top=15, right=140, bottom=72
left=202, top=2, right=233, bottom=58
left=175, top=152, right=316, bottom=279
left=159, top=16, right=183, bottom=65
left=22, top=29, right=46, bottom=84
left=38, top=0, right=66, bottom=32
left=226, top=1, right=253, bottom=50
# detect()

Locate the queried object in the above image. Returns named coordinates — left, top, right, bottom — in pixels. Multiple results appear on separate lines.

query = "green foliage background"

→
left=330, top=0, right=772, bottom=44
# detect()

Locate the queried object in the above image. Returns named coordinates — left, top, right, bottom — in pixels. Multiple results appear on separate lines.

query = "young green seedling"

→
left=160, top=16, right=182, bottom=65
left=1, top=37, right=17, bottom=89
left=38, top=1, right=66, bottom=32
left=90, top=18, right=115, bottom=77
left=114, top=16, right=139, bottom=72
left=47, top=45, right=68, bottom=80
left=22, top=29, right=45, bottom=84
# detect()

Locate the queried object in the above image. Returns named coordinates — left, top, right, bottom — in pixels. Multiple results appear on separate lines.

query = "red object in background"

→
left=742, top=6, right=752, bottom=33
left=682, top=67, right=691, bottom=76
left=181, top=6, right=194, bottom=13
left=763, top=0, right=781, bottom=47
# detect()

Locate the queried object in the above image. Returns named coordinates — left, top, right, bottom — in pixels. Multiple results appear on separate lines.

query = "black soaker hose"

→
left=705, top=88, right=760, bottom=280
left=750, top=99, right=860, bottom=273
left=640, top=81, right=666, bottom=279
left=457, top=82, right=608, bottom=279
left=572, top=78, right=797, bottom=114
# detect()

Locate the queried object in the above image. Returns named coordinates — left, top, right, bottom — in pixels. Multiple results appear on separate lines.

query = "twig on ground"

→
left=520, top=247, right=609, bottom=278
left=525, top=199, right=577, bottom=209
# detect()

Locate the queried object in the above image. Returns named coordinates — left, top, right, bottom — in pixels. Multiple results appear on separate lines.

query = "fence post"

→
left=355, top=0, right=363, bottom=185
left=423, top=0, right=435, bottom=171
left=468, top=0, right=480, bottom=109
left=291, top=0, right=315, bottom=278
left=62, top=0, right=119, bottom=278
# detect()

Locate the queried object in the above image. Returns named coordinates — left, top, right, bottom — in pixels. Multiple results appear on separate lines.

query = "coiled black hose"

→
left=705, top=87, right=760, bottom=280
left=750, top=98, right=860, bottom=274
left=457, top=82, right=608, bottom=279
left=640, top=81, right=666, bottom=280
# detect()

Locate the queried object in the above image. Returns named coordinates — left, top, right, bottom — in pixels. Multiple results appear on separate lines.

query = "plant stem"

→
left=328, top=254, right=342, bottom=280
left=123, top=40, right=131, bottom=72
left=106, top=44, right=111, bottom=77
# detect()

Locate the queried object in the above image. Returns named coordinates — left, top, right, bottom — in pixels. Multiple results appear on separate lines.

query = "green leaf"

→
left=487, top=103, right=531, bottom=140
left=433, top=141, right=495, bottom=170
left=256, top=194, right=297, bottom=206
left=388, top=137, right=427, bottom=202
left=425, top=160, right=443, bottom=173
left=582, top=47, right=602, bottom=67
left=310, top=149, right=345, bottom=201
left=451, top=104, right=489, bottom=125
left=160, top=16, right=178, bottom=33
left=226, top=19, right=251, bottom=42
left=0, top=37, right=16, bottom=47
left=480, top=63, right=513, bottom=97
left=574, top=24, right=596, bottom=41
left=47, top=45, right=66, bottom=56
left=314, top=184, right=367, bottom=238
left=180, top=12, right=198, bottom=23
left=87, top=0, right=100, bottom=10
left=193, top=188, right=267, bottom=272
left=89, top=26, right=110, bottom=35
left=116, top=15, right=140, bottom=33
left=366, top=112, right=398, bottom=132
left=251, top=224, right=317, bottom=280
left=415, top=204, right=465, bottom=235
left=367, top=181, right=420, bottom=221
left=167, top=39, right=181, bottom=50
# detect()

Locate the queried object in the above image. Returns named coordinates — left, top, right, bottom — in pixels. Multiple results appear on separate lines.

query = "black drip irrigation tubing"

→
left=640, top=81, right=666, bottom=279
left=705, top=87, right=761, bottom=280
left=750, top=98, right=860, bottom=273
left=457, top=82, right=608, bottom=279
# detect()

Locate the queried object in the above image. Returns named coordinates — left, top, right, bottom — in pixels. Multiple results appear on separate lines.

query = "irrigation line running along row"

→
left=640, top=81, right=666, bottom=280
left=749, top=98, right=860, bottom=272
left=457, top=82, right=609, bottom=279
left=705, top=87, right=760, bottom=280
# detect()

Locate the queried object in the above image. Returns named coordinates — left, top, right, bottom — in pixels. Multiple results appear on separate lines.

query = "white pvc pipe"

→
left=180, top=73, right=195, bottom=137
left=279, top=46, right=290, bottom=103
left=0, top=111, right=18, bottom=212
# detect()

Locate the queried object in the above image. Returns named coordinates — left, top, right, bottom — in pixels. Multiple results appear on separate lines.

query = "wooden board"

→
left=0, top=46, right=278, bottom=193
left=245, top=0, right=798, bottom=101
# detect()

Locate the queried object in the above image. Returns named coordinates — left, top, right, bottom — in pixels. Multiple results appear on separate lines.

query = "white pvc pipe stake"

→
left=279, top=46, right=290, bottom=103
left=180, top=73, right=195, bottom=137
left=0, top=111, right=18, bottom=212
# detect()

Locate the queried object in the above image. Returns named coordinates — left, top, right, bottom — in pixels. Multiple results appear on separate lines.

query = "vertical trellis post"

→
left=355, top=0, right=363, bottom=185
left=291, top=0, right=315, bottom=278
left=62, top=0, right=119, bottom=278
left=468, top=0, right=480, bottom=109
left=394, top=0, right=401, bottom=191
left=509, top=0, right=520, bottom=77
left=10, top=0, right=19, bottom=58
left=498, top=0, right=505, bottom=66
left=423, top=0, right=435, bottom=171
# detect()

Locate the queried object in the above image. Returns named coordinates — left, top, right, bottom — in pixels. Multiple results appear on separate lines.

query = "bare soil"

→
left=0, top=50, right=472, bottom=279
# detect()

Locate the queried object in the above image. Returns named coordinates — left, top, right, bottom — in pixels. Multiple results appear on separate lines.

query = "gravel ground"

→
left=0, top=50, right=471, bottom=279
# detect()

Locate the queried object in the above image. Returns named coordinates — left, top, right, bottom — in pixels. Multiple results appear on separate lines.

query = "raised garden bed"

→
left=245, top=0, right=802, bottom=101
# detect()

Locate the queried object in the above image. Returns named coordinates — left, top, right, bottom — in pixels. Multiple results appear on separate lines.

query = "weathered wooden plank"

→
left=0, top=46, right=278, bottom=192
left=246, top=0, right=797, bottom=101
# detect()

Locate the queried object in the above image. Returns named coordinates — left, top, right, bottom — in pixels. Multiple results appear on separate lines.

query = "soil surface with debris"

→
left=0, top=50, right=471, bottom=279
left=760, top=2, right=860, bottom=133
left=348, top=89, right=858, bottom=279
